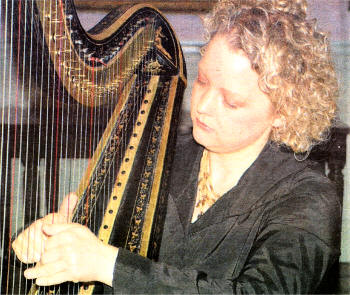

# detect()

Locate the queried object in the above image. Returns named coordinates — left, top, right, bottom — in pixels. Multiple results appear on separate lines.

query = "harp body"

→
left=0, top=1, right=186, bottom=294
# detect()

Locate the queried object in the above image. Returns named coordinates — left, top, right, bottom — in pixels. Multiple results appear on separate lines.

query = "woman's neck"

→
left=208, top=136, right=269, bottom=196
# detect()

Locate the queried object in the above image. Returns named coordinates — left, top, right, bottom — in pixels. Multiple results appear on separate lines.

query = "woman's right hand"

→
left=12, top=193, right=78, bottom=264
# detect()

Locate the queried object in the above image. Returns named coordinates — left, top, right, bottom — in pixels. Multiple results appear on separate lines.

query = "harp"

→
left=0, top=0, right=186, bottom=294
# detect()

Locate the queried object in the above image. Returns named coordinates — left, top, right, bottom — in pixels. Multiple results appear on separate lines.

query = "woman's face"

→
left=190, top=35, right=277, bottom=154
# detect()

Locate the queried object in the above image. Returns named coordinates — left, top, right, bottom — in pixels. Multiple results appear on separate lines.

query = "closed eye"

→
left=223, top=98, right=237, bottom=109
left=222, top=89, right=245, bottom=109
left=195, top=76, right=207, bottom=86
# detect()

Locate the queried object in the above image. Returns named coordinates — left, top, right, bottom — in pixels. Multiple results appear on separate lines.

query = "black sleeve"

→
left=112, top=226, right=338, bottom=294
left=230, top=225, right=338, bottom=294
left=111, top=187, right=340, bottom=294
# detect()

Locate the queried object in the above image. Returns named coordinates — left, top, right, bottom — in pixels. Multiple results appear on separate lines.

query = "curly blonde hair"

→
left=204, top=0, right=338, bottom=152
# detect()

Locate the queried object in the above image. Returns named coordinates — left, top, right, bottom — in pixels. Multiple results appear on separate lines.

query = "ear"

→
left=272, top=115, right=283, bottom=128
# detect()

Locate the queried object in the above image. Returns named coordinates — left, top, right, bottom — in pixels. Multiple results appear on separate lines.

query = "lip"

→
left=195, top=117, right=213, bottom=132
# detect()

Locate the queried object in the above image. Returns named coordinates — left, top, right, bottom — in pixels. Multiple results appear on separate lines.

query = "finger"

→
left=42, top=223, right=78, bottom=237
left=26, top=223, right=46, bottom=260
left=43, top=223, right=85, bottom=253
left=40, top=247, right=61, bottom=265
left=58, top=193, right=78, bottom=222
left=12, top=221, right=46, bottom=263
left=35, top=271, right=73, bottom=286
left=43, top=234, right=72, bottom=253
left=43, top=236, right=62, bottom=253
left=12, top=237, right=40, bottom=263
left=24, top=260, right=66, bottom=280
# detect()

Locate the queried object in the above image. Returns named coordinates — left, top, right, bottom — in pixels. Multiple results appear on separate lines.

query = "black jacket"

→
left=112, top=135, right=341, bottom=294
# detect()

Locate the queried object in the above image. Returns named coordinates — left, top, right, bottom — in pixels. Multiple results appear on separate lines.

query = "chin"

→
left=192, top=128, right=212, bottom=149
left=192, top=128, right=203, bottom=144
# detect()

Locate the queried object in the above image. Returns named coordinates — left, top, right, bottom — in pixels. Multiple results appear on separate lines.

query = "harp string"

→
left=18, top=0, right=33, bottom=292
left=58, top=0, right=66, bottom=213
left=85, top=57, right=95, bottom=226
left=24, top=1, right=33, bottom=283
left=45, top=0, right=53, bottom=217
left=60, top=0, right=70, bottom=216
left=35, top=0, right=45, bottom=230
left=9, top=0, right=25, bottom=292
left=14, top=0, right=23, bottom=292
left=32, top=0, right=42, bottom=235
left=51, top=0, right=61, bottom=219
left=60, top=0, right=73, bottom=217
left=0, top=0, right=5, bottom=289
left=2, top=0, right=10, bottom=291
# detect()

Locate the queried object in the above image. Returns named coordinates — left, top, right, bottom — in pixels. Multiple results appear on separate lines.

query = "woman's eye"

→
left=196, top=76, right=206, bottom=85
left=224, top=98, right=237, bottom=109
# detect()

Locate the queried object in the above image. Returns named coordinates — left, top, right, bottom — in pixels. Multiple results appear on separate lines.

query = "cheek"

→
left=190, top=95, right=196, bottom=112
left=190, top=88, right=200, bottom=115
left=190, top=100, right=196, bottom=123
left=219, top=109, right=271, bottom=136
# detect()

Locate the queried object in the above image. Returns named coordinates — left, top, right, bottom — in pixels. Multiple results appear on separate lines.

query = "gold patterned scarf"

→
left=192, top=149, right=221, bottom=222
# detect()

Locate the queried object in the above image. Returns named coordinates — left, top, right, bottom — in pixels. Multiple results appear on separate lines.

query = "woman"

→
left=13, top=0, right=341, bottom=293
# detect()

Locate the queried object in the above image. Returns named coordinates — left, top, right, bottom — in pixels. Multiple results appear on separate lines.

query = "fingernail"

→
left=42, top=224, right=50, bottom=233
left=24, top=270, right=32, bottom=279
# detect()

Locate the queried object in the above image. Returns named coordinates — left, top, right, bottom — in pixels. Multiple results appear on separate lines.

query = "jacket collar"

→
left=170, top=136, right=313, bottom=230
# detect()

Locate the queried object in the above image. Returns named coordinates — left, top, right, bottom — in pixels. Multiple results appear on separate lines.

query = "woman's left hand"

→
left=24, top=223, right=118, bottom=287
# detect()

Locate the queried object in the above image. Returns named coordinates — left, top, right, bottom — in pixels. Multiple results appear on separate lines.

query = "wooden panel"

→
left=74, top=0, right=217, bottom=11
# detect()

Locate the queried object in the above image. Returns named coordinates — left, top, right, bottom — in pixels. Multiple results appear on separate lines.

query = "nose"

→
left=196, top=87, right=217, bottom=114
